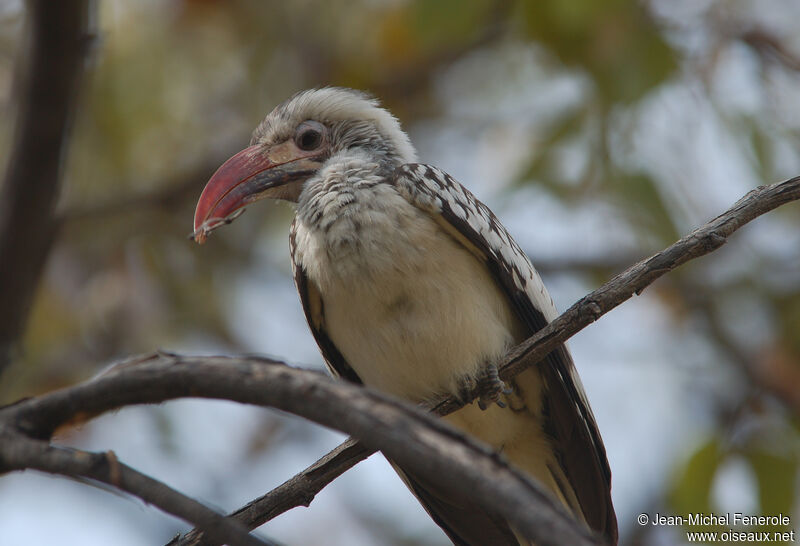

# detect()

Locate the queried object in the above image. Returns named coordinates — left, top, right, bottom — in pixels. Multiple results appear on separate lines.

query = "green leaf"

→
left=745, top=448, right=797, bottom=521
left=669, top=437, right=725, bottom=518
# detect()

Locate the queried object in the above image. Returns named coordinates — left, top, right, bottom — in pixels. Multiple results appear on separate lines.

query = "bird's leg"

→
left=457, top=363, right=513, bottom=410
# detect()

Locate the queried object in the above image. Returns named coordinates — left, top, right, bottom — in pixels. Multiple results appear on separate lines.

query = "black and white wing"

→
left=392, top=163, right=618, bottom=544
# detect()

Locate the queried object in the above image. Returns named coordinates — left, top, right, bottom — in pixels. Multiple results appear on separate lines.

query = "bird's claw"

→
left=457, top=364, right=511, bottom=410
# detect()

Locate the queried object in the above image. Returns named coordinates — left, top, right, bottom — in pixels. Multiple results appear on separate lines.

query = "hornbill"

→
left=193, top=88, right=617, bottom=545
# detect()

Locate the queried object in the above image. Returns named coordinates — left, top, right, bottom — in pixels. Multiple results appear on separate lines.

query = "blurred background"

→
left=1, top=0, right=799, bottom=544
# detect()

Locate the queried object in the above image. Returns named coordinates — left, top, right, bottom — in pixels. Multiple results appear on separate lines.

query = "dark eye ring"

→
left=295, top=122, right=324, bottom=151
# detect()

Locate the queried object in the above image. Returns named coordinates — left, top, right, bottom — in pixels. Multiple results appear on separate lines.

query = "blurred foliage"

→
left=519, top=0, right=676, bottom=103
left=0, top=0, right=799, bottom=544
left=670, top=424, right=797, bottom=541
left=671, top=437, right=724, bottom=519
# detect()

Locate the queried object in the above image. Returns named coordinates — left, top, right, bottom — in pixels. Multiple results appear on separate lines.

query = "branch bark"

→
left=0, top=427, right=272, bottom=546
left=0, top=353, right=597, bottom=546
left=175, top=439, right=376, bottom=546
left=0, top=0, right=93, bottom=375
left=198, top=438, right=372, bottom=535
left=495, top=175, right=800, bottom=386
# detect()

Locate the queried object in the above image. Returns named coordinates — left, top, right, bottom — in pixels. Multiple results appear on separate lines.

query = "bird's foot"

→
left=457, top=364, right=512, bottom=410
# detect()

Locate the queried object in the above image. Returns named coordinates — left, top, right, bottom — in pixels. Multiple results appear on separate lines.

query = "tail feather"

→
left=392, top=463, right=523, bottom=546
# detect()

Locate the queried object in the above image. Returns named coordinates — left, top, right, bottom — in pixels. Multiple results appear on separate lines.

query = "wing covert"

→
left=392, top=163, right=618, bottom=543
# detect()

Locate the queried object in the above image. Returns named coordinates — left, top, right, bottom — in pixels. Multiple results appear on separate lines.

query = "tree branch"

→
left=0, top=426, right=272, bottom=546
left=174, top=439, right=375, bottom=546
left=174, top=438, right=373, bottom=546
left=182, top=175, right=800, bottom=539
left=1, top=353, right=597, bottom=546
left=495, top=175, right=800, bottom=386
left=0, top=0, right=94, bottom=375
left=5, top=176, right=798, bottom=545
left=740, top=29, right=800, bottom=72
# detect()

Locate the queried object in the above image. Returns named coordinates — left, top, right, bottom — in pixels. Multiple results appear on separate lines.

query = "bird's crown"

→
left=250, top=87, right=417, bottom=164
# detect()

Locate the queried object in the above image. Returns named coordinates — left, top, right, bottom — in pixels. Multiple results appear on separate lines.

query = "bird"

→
left=192, top=87, right=617, bottom=545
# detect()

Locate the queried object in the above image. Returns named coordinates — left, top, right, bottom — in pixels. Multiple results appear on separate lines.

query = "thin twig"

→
left=174, top=442, right=375, bottom=546
left=0, top=427, right=271, bottom=546
left=740, top=29, right=800, bottom=72
left=496, top=176, right=800, bottom=384
left=175, top=438, right=373, bottom=546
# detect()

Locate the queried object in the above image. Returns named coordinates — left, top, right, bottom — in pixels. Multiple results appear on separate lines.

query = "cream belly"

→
left=293, top=195, right=576, bottom=509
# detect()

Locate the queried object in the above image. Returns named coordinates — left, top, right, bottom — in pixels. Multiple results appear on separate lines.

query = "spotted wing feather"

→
left=392, top=163, right=618, bottom=544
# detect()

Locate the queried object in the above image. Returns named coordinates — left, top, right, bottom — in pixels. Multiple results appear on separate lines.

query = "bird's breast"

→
left=293, top=186, right=525, bottom=402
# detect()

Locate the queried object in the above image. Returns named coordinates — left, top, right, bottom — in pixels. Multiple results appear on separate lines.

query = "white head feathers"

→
left=251, top=87, right=418, bottom=164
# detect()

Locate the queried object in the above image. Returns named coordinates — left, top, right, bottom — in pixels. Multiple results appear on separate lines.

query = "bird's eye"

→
left=295, top=122, right=324, bottom=151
